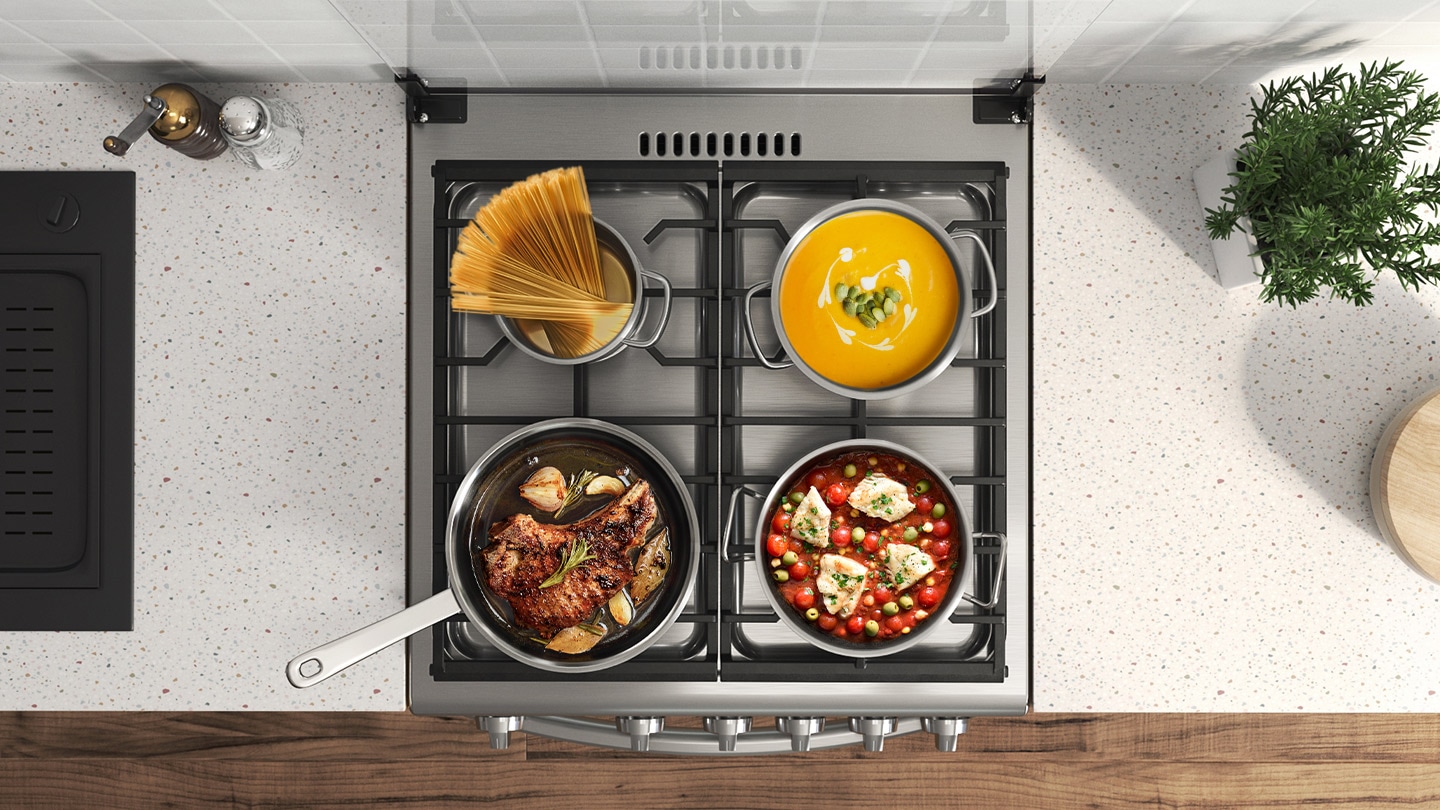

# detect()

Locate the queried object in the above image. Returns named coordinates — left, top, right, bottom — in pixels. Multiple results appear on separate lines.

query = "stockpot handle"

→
left=961, top=531, right=1007, bottom=609
left=285, top=590, right=462, bottom=688
left=948, top=230, right=998, bottom=319
left=740, top=281, right=793, bottom=370
left=621, top=267, right=673, bottom=349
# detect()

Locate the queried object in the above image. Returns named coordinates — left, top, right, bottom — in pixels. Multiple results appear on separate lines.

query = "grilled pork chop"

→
left=481, top=479, right=657, bottom=638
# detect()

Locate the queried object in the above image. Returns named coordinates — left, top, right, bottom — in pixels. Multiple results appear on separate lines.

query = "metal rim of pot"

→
left=740, top=198, right=998, bottom=400
left=747, top=438, right=997, bottom=659
left=497, top=218, right=673, bottom=365
left=285, top=418, right=700, bottom=686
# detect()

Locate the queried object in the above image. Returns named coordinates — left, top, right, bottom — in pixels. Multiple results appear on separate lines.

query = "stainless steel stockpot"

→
left=740, top=198, right=996, bottom=399
left=498, top=218, right=673, bottom=365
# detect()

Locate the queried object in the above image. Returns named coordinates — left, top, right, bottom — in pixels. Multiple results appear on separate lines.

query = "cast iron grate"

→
left=427, top=160, right=1007, bottom=684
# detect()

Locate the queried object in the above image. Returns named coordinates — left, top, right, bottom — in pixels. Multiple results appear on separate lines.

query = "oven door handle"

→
left=740, top=280, right=793, bottom=370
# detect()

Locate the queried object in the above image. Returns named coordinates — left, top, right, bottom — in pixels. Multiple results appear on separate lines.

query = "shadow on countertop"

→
left=1242, top=278, right=1440, bottom=540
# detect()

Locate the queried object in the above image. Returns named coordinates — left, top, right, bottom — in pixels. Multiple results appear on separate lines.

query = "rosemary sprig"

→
left=540, top=536, right=595, bottom=588
left=552, top=469, right=596, bottom=518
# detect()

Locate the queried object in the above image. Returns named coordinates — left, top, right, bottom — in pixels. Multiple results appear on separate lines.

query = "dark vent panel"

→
left=0, top=274, right=87, bottom=572
left=638, top=130, right=802, bottom=159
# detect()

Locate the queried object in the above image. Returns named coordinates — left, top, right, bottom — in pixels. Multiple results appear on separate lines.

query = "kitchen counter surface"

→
left=0, top=82, right=408, bottom=710
left=4, top=80, right=1439, bottom=713
left=1032, top=84, right=1440, bottom=711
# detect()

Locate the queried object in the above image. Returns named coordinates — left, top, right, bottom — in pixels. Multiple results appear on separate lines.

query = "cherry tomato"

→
left=771, top=510, right=791, bottom=534
left=915, top=495, right=935, bottom=515
left=794, top=588, right=816, bottom=610
left=929, top=539, right=951, bottom=560
left=917, top=586, right=942, bottom=608
left=766, top=533, right=787, bottom=557
left=884, top=614, right=905, bottom=633
left=817, top=613, right=838, bottom=631
left=824, top=482, right=848, bottom=507
left=872, top=586, right=894, bottom=606
left=846, top=614, right=865, bottom=635
left=862, top=531, right=881, bottom=554
left=831, top=526, right=853, bottom=546
left=808, top=470, right=828, bottom=490
left=930, top=518, right=952, bottom=538
left=789, top=561, right=811, bottom=580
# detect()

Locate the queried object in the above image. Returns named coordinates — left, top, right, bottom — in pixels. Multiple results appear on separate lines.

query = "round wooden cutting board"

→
left=1372, top=388, right=1440, bottom=583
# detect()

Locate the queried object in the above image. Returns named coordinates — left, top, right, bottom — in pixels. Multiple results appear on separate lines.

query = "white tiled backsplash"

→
left=4, top=1, right=1440, bottom=87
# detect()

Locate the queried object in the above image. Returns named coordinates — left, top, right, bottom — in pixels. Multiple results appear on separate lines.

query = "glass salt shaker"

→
left=218, top=95, right=305, bottom=171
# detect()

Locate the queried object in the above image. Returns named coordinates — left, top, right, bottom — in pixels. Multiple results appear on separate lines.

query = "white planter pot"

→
left=1193, top=151, right=1266, bottom=289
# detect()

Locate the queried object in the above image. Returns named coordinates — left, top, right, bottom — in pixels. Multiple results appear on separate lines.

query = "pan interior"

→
left=450, top=427, right=693, bottom=667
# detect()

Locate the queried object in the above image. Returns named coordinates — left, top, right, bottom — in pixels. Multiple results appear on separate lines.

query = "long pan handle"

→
left=285, top=590, right=462, bottom=688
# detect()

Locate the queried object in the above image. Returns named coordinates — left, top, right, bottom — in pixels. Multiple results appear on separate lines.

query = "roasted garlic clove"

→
left=519, top=466, right=567, bottom=512
left=585, top=475, right=626, bottom=497
left=544, top=624, right=604, bottom=654
left=630, top=528, right=670, bottom=604
left=608, top=590, right=634, bottom=626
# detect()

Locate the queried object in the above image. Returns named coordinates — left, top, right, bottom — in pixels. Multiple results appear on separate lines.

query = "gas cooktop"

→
left=406, top=94, right=1030, bottom=753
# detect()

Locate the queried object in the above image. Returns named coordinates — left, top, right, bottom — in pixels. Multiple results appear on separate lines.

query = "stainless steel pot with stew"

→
left=748, top=439, right=1000, bottom=658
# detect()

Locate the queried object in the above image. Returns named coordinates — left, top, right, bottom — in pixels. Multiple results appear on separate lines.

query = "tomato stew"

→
left=764, top=450, right=960, bottom=645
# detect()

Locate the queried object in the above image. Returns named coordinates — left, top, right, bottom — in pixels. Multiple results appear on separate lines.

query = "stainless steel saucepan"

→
left=286, top=418, right=699, bottom=686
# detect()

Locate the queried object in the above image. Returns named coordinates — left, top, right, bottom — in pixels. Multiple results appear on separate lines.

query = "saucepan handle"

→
left=961, top=531, right=1007, bottom=609
left=285, top=590, right=462, bottom=688
left=740, top=281, right=794, bottom=370
left=621, top=268, right=673, bottom=349
left=948, top=230, right=998, bottom=318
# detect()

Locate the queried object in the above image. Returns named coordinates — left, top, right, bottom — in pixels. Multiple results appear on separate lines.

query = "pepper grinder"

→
left=103, top=83, right=228, bottom=160
left=218, top=95, right=305, bottom=171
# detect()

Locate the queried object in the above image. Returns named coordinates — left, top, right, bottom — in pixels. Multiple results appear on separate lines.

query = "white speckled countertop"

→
left=0, top=83, right=407, bottom=710
left=1032, top=84, right=1440, bottom=711
left=4, top=80, right=1438, bottom=713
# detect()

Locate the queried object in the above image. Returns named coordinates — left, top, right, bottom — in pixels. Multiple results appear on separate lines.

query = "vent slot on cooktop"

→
left=639, top=131, right=801, bottom=159
left=1, top=274, right=88, bottom=572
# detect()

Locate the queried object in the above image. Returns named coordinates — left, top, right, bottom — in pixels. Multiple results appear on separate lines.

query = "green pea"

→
left=781, top=550, right=798, bottom=566
left=898, top=595, right=914, bottom=610
left=805, top=607, right=820, bottom=621
left=857, top=313, right=878, bottom=329
left=773, top=569, right=789, bottom=583
left=870, top=306, right=886, bottom=323
left=884, top=286, right=902, bottom=303
left=902, top=526, right=919, bottom=542
left=842, top=300, right=858, bottom=316
left=864, top=620, right=880, bottom=637
left=915, top=480, right=931, bottom=494
left=835, top=282, right=849, bottom=300
left=883, top=298, right=896, bottom=317
left=843, top=463, right=857, bottom=478
left=850, top=526, right=865, bottom=543
left=882, top=601, right=900, bottom=616
left=790, top=491, right=805, bottom=503
left=931, top=503, right=946, bottom=518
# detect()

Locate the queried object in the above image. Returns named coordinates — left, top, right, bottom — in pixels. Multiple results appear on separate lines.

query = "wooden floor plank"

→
left=3, top=760, right=1439, bottom=809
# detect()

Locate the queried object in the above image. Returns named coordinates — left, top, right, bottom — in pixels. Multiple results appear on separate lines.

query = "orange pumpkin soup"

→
left=778, top=210, right=960, bottom=390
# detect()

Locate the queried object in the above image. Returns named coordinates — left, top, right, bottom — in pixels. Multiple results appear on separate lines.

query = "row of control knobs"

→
left=478, top=715, right=970, bottom=753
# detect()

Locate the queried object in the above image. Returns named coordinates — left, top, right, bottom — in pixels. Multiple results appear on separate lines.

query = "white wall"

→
left=4, top=0, right=1440, bottom=87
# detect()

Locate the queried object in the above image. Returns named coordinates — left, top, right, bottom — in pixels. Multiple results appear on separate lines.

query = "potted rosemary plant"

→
left=1198, top=60, right=1440, bottom=305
